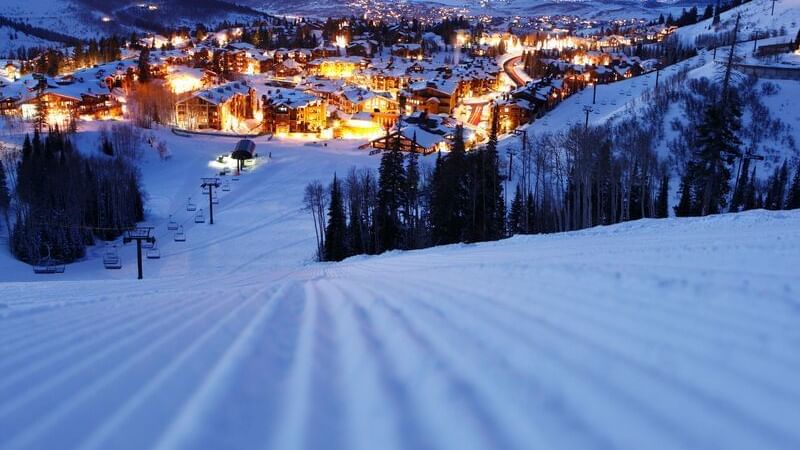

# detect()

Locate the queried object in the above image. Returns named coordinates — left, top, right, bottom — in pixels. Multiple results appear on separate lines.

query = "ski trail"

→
left=350, top=278, right=604, bottom=448
left=0, top=293, right=205, bottom=382
left=319, top=281, right=406, bottom=450
left=266, top=284, right=317, bottom=450
left=88, top=283, right=283, bottom=450
left=2, top=292, right=241, bottom=449
left=0, top=293, right=223, bottom=421
left=300, top=279, right=347, bottom=450
left=367, top=271, right=799, bottom=449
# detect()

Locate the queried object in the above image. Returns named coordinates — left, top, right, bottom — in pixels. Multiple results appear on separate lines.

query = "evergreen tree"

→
left=787, top=161, right=800, bottom=210
left=655, top=174, right=669, bottom=218
left=508, top=184, right=524, bottom=234
left=764, top=160, right=789, bottom=210
left=526, top=191, right=536, bottom=233
left=138, top=47, right=151, bottom=83
left=742, top=167, right=759, bottom=211
left=403, top=152, right=421, bottom=248
left=0, top=159, right=10, bottom=230
left=675, top=164, right=696, bottom=217
left=730, top=157, right=750, bottom=212
left=786, top=160, right=800, bottom=209
left=468, top=105, right=505, bottom=241
left=376, top=136, right=406, bottom=252
left=694, top=100, right=742, bottom=215
left=324, top=174, right=347, bottom=262
left=431, top=125, right=468, bottom=245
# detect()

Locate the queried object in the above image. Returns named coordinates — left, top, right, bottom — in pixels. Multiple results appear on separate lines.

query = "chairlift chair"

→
left=167, top=215, right=179, bottom=230
left=211, top=194, right=219, bottom=205
left=186, top=197, right=197, bottom=211
left=222, top=181, right=231, bottom=192
left=103, top=243, right=122, bottom=269
left=174, top=225, right=186, bottom=242
left=202, top=185, right=210, bottom=195
left=32, top=260, right=65, bottom=274
left=194, top=209, right=205, bottom=223
left=32, top=245, right=65, bottom=274
left=146, top=243, right=161, bottom=259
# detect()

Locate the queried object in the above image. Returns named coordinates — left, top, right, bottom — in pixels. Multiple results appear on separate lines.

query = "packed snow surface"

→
left=1, top=124, right=800, bottom=449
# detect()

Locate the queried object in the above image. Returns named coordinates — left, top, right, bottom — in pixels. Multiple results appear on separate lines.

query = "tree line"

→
left=8, top=129, right=144, bottom=264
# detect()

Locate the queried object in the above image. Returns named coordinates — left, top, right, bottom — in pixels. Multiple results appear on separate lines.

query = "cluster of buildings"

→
left=0, top=13, right=673, bottom=153
left=0, top=60, right=136, bottom=129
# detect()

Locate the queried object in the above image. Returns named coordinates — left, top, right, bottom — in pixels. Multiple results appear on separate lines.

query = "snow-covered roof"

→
left=259, top=86, right=321, bottom=109
left=190, top=81, right=251, bottom=105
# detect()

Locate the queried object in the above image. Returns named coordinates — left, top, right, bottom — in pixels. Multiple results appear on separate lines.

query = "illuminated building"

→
left=261, top=88, right=326, bottom=135
left=174, top=81, right=257, bottom=131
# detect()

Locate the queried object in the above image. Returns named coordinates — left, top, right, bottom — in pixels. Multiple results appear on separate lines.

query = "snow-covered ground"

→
left=1, top=118, right=800, bottom=449
left=0, top=26, right=60, bottom=56
left=675, top=0, right=800, bottom=47
left=2, top=205, right=799, bottom=448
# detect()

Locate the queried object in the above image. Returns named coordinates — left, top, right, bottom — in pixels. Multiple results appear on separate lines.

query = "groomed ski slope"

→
left=2, top=205, right=800, bottom=449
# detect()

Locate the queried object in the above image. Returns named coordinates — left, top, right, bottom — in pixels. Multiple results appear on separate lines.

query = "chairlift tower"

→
left=583, top=105, right=593, bottom=131
left=123, top=227, right=155, bottom=280
left=201, top=177, right=221, bottom=224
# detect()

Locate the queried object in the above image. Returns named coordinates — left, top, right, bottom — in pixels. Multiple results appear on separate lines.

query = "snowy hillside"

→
left=675, top=0, right=800, bottom=46
left=0, top=26, right=61, bottom=56
left=245, top=0, right=711, bottom=19
left=1, top=201, right=799, bottom=449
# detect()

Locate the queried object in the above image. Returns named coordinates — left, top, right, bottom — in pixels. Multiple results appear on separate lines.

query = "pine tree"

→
left=508, top=184, right=524, bottom=234
left=764, top=160, right=789, bottom=210
left=430, top=126, right=468, bottom=245
left=675, top=164, right=696, bottom=217
left=787, top=161, right=800, bottom=210
left=138, top=47, right=151, bottom=83
left=654, top=174, right=669, bottom=218
left=526, top=191, right=536, bottom=233
left=324, top=174, right=348, bottom=262
left=742, top=167, right=759, bottom=211
left=730, top=157, right=750, bottom=212
left=403, top=152, right=421, bottom=248
left=376, top=136, right=406, bottom=252
left=694, top=100, right=741, bottom=216
left=0, top=159, right=10, bottom=230
left=469, top=105, right=505, bottom=241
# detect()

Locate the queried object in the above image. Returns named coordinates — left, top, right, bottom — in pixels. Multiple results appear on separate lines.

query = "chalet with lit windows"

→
left=361, top=62, right=410, bottom=92
left=312, top=46, right=341, bottom=60
left=275, top=58, right=303, bottom=77
left=306, top=57, right=366, bottom=79
left=261, top=88, right=326, bottom=134
left=495, top=96, right=534, bottom=134
left=174, top=81, right=257, bottom=131
left=346, top=40, right=377, bottom=58
left=391, top=43, right=424, bottom=59
left=400, top=79, right=458, bottom=115
left=370, top=112, right=474, bottom=154
left=335, top=87, right=399, bottom=130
